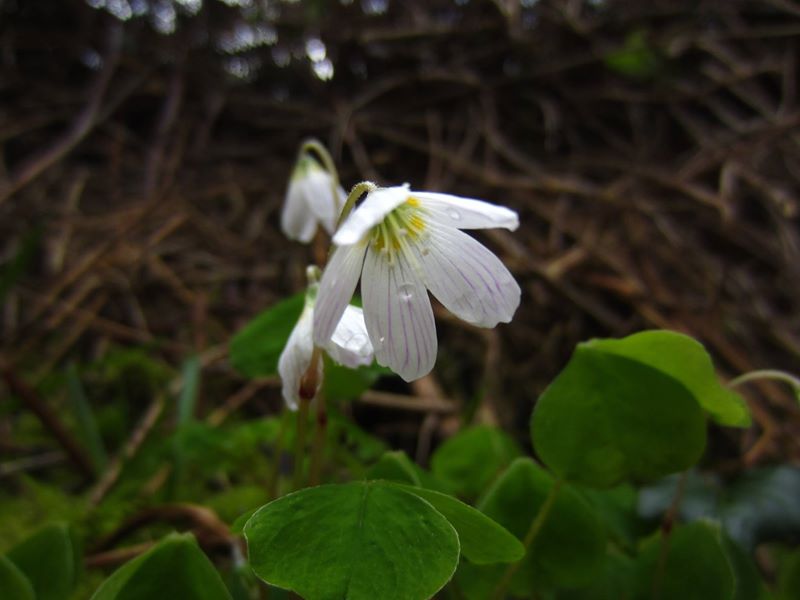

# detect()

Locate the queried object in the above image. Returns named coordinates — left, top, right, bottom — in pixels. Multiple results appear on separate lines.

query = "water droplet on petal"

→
left=398, top=283, right=414, bottom=303
left=350, top=333, right=366, bottom=346
left=447, top=208, right=461, bottom=221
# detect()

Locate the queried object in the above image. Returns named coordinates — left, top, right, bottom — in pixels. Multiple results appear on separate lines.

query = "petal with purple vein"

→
left=361, top=246, right=437, bottom=382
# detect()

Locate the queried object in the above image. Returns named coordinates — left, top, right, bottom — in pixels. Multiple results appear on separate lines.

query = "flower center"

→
left=369, top=198, right=426, bottom=260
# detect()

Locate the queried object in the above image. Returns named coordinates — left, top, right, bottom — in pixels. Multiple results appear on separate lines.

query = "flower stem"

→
left=292, top=347, right=323, bottom=490
left=291, top=396, right=310, bottom=490
left=336, top=181, right=377, bottom=231
left=651, top=470, right=688, bottom=600
left=300, top=138, right=341, bottom=207
left=266, top=409, right=291, bottom=499
left=491, top=478, right=564, bottom=600
left=308, top=389, right=328, bottom=486
left=728, top=369, right=800, bottom=399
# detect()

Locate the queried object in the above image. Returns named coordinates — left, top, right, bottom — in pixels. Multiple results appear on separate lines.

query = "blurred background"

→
left=2, top=0, right=800, bottom=590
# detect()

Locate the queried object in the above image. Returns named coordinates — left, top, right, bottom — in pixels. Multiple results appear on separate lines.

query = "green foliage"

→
left=633, top=521, right=735, bottom=600
left=2, top=323, right=788, bottom=599
left=0, top=478, right=85, bottom=550
left=66, top=363, right=108, bottom=474
left=229, top=292, right=304, bottom=378
left=170, top=418, right=281, bottom=475
left=6, top=522, right=80, bottom=600
left=722, top=535, right=771, bottom=600
left=578, top=484, right=643, bottom=548
left=457, top=458, right=606, bottom=596
left=430, top=425, right=522, bottom=499
left=177, top=355, right=201, bottom=424
left=324, top=359, right=391, bottom=401
left=0, top=555, right=35, bottom=600
left=557, top=550, right=636, bottom=600
left=778, top=548, right=800, bottom=600
left=244, top=481, right=460, bottom=600
left=367, top=450, right=421, bottom=485
left=532, top=337, right=706, bottom=488
left=588, top=331, right=750, bottom=427
left=366, top=450, right=449, bottom=491
left=90, top=533, right=231, bottom=600
left=604, top=30, right=662, bottom=79
left=389, top=483, right=525, bottom=565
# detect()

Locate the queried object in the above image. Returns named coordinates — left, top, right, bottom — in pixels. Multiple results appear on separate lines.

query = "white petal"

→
left=361, top=245, right=437, bottom=382
left=327, top=305, right=374, bottom=368
left=416, top=223, right=520, bottom=327
left=413, top=191, right=519, bottom=231
left=281, top=179, right=317, bottom=243
left=278, top=306, right=317, bottom=410
left=313, top=242, right=368, bottom=346
left=333, top=185, right=410, bottom=246
left=303, top=169, right=346, bottom=235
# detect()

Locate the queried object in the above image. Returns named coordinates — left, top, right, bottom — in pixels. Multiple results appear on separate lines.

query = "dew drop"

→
left=447, top=208, right=462, bottom=221
left=398, top=283, right=414, bottom=302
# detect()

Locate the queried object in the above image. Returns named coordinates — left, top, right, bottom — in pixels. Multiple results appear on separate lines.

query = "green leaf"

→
left=390, top=484, right=524, bottom=565
left=431, top=425, right=521, bottom=499
left=229, top=292, right=305, bottom=378
left=90, top=533, right=231, bottom=600
left=244, top=481, right=460, bottom=600
left=177, top=355, right=201, bottom=424
left=778, top=548, right=800, bottom=600
left=579, top=484, right=644, bottom=547
left=557, top=550, right=636, bottom=600
left=588, top=330, right=750, bottom=427
left=367, top=451, right=422, bottom=486
left=634, top=521, right=735, bottom=600
left=532, top=341, right=706, bottom=488
left=66, top=363, right=108, bottom=473
left=6, top=522, right=79, bottom=600
left=0, top=555, right=35, bottom=600
left=457, top=458, right=606, bottom=596
left=721, top=535, right=770, bottom=600
left=324, top=359, right=391, bottom=401
left=367, top=451, right=453, bottom=493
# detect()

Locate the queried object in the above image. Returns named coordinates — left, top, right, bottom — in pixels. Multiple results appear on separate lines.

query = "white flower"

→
left=312, top=185, right=520, bottom=382
left=281, top=155, right=346, bottom=243
left=278, top=295, right=373, bottom=410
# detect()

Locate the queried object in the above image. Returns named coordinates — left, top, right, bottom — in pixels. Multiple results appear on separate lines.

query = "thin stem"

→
left=652, top=470, right=689, bottom=600
left=300, top=138, right=341, bottom=205
left=292, top=346, right=323, bottom=490
left=291, top=396, right=311, bottom=490
left=266, top=409, right=291, bottom=499
left=336, top=181, right=377, bottom=231
left=728, top=369, right=800, bottom=395
left=308, top=388, right=328, bottom=486
left=491, top=478, right=564, bottom=600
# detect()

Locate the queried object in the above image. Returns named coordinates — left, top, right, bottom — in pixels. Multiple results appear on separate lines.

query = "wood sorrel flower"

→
left=281, top=154, right=345, bottom=243
left=279, top=268, right=373, bottom=409
left=313, top=184, right=520, bottom=381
